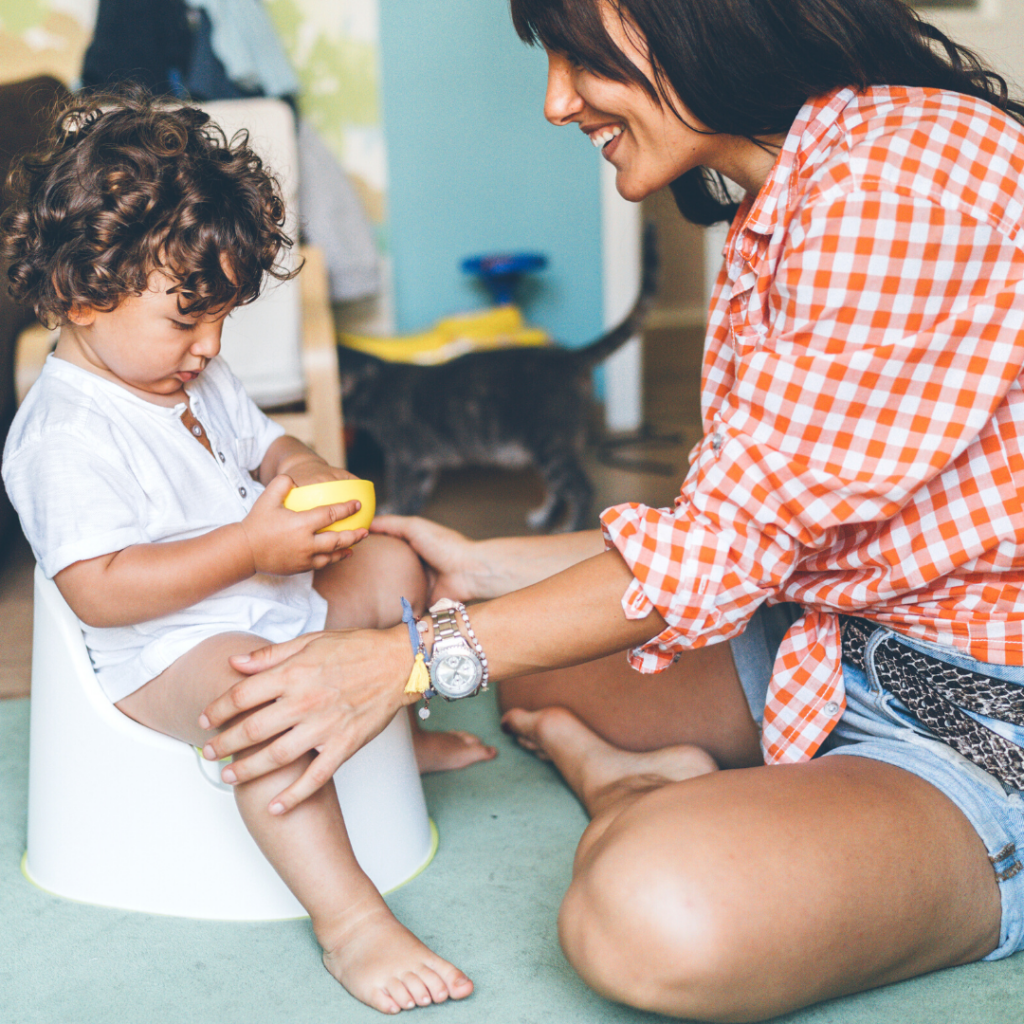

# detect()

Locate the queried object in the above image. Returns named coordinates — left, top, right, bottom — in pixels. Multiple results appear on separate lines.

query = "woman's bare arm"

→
left=200, top=546, right=665, bottom=813
left=370, top=515, right=606, bottom=601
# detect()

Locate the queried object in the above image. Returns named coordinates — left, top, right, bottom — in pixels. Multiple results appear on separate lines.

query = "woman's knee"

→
left=557, top=801, right=754, bottom=1019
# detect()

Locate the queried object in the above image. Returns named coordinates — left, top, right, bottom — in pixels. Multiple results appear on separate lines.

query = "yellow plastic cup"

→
left=283, top=479, right=376, bottom=532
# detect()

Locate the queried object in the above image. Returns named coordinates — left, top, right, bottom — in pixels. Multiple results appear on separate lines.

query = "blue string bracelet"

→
left=400, top=598, right=434, bottom=717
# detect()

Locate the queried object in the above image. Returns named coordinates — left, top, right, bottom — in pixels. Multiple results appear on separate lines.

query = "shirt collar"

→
left=43, top=353, right=187, bottom=417
left=738, top=87, right=857, bottom=245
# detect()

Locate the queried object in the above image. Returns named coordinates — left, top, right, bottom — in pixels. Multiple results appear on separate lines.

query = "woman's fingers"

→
left=218, top=722, right=325, bottom=786
left=224, top=632, right=323, bottom=679
left=202, top=628, right=410, bottom=809
left=368, top=513, right=422, bottom=538
left=264, top=738, right=353, bottom=814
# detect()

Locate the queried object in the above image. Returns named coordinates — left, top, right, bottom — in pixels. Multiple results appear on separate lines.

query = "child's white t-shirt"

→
left=2, top=354, right=329, bottom=703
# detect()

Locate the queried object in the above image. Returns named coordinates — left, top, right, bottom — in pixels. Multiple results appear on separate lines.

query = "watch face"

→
left=430, top=650, right=482, bottom=698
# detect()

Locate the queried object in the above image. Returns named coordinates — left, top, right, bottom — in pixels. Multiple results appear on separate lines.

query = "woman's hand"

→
left=370, top=515, right=485, bottom=603
left=371, top=515, right=607, bottom=601
left=199, top=624, right=413, bottom=813
left=240, top=474, right=366, bottom=576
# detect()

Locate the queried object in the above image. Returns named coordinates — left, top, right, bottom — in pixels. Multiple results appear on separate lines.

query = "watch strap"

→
left=429, top=606, right=462, bottom=645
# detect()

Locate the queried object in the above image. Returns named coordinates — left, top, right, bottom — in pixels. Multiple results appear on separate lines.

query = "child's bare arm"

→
left=259, top=435, right=355, bottom=488
left=55, top=476, right=365, bottom=628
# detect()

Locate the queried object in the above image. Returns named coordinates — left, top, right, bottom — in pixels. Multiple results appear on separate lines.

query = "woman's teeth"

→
left=591, top=125, right=623, bottom=148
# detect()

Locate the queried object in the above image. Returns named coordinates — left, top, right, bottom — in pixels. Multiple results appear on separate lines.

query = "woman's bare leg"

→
left=315, top=533, right=497, bottom=772
left=503, top=706, right=1001, bottom=1021
left=117, top=633, right=473, bottom=1013
left=500, top=641, right=762, bottom=769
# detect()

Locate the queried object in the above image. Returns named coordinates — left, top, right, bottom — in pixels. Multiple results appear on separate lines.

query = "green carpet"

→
left=2, top=692, right=1023, bottom=1024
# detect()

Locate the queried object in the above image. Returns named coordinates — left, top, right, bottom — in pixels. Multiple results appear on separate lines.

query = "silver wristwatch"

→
left=427, top=605, right=484, bottom=700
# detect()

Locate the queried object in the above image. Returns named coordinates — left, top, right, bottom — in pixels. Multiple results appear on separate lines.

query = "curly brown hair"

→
left=1, top=85, right=297, bottom=328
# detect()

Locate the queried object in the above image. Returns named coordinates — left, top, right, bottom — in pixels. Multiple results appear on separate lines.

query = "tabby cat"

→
left=336, top=227, right=657, bottom=532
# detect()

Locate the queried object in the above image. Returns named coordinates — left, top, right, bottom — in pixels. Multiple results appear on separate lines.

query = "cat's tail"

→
left=576, top=222, right=659, bottom=367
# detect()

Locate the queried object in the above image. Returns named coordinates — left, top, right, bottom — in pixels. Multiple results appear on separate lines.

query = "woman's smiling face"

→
left=542, top=2, right=780, bottom=201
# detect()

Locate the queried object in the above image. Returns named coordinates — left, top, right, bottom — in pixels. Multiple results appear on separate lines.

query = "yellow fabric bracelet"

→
left=404, top=651, right=430, bottom=694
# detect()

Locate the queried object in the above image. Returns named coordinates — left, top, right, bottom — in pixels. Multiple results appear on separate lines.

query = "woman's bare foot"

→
left=408, top=709, right=497, bottom=773
left=501, top=706, right=718, bottom=817
left=320, top=900, right=473, bottom=1014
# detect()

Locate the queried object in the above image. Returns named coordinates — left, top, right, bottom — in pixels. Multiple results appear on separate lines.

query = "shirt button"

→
left=218, top=452, right=225, bottom=462
left=824, top=701, right=840, bottom=716
left=238, top=486, right=247, bottom=499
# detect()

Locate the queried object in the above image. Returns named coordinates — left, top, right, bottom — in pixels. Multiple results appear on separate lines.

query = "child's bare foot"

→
left=501, top=706, right=717, bottom=817
left=409, top=712, right=497, bottom=773
left=320, top=901, right=473, bottom=1014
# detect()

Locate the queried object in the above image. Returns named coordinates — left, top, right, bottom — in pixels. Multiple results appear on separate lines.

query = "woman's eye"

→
left=172, top=320, right=197, bottom=331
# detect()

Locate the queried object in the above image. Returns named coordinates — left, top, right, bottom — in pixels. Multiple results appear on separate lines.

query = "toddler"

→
left=1, top=90, right=488, bottom=1014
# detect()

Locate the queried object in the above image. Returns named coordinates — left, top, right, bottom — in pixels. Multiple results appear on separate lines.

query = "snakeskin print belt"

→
left=840, top=616, right=1024, bottom=791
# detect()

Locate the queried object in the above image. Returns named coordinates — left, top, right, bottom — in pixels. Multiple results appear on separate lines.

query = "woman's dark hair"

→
left=1, top=84, right=296, bottom=327
left=510, top=0, right=1024, bottom=224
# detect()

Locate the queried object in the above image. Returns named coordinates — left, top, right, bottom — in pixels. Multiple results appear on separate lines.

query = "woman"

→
left=199, top=0, right=1024, bottom=1017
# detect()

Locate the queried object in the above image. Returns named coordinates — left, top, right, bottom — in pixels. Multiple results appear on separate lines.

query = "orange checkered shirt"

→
left=601, top=86, right=1024, bottom=765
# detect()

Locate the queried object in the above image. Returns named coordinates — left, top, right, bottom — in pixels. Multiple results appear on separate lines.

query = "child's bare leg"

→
left=315, top=533, right=497, bottom=772
left=116, top=632, right=473, bottom=1013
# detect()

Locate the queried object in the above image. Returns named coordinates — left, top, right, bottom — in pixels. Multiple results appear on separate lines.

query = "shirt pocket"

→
left=233, top=436, right=260, bottom=471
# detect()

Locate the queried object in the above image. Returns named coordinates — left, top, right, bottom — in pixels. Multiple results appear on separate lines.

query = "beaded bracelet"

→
left=451, top=600, right=489, bottom=691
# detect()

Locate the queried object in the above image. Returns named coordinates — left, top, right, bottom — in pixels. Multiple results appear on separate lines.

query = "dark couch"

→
left=0, top=76, right=69, bottom=563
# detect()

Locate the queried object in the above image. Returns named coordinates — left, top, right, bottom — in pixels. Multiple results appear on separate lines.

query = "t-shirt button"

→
left=824, top=701, right=840, bottom=716
left=238, top=486, right=247, bottom=499
left=218, top=451, right=225, bottom=462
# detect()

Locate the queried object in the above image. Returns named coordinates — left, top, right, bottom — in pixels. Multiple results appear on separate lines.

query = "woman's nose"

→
left=544, top=52, right=584, bottom=126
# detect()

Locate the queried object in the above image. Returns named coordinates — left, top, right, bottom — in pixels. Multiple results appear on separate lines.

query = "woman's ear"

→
left=66, top=304, right=96, bottom=326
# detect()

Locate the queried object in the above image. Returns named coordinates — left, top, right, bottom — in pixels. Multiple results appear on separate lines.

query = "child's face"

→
left=60, top=270, right=232, bottom=404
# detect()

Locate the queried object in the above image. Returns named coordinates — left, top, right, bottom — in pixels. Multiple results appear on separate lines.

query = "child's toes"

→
left=446, top=969, right=474, bottom=999
left=415, top=966, right=452, bottom=1003
left=385, top=979, right=417, bottom=1012
left=400, top=972, right=433, bottom=1007
left=371, top=988, right=402, bottom=1015
left=430, top=963, right=473, bottom=1001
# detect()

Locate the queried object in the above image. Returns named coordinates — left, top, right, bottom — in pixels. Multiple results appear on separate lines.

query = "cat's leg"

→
left=530, top=450, right=593, bottom=532
left=382, top=456, right=438, bottom=516
left=526, top=492, right=564, bottom=531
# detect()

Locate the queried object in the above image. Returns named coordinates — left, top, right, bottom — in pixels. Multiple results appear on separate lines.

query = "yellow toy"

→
left=283, top=479, right=376, bottom=532
left=340, top=304, right=549, bottom=366
left=340, top=251, right=551, bottom=365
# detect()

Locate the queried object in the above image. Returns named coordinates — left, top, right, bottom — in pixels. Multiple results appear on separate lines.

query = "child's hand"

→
left=281, top=454, right=356, bottom=489
left=239, top=475, right=366, bottom=576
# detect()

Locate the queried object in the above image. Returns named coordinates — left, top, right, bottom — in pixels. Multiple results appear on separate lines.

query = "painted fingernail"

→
left=269, top=802, right=284, bottom=815
left=202, top=744, right=217, bottom=759
left=222, top=767, right=237, bottom=783
left=198, top=714, right=210, bottom=729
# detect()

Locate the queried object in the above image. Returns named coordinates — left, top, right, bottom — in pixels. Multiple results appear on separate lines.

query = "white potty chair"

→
left=24, top=566, right=436, bottom=920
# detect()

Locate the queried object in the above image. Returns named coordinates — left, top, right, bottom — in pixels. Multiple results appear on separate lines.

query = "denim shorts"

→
left=730, top=603, right=1024, bottom=960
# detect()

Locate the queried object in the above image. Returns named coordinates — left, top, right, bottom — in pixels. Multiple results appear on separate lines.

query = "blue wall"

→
left=378, top=0, right=603, bottom=347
